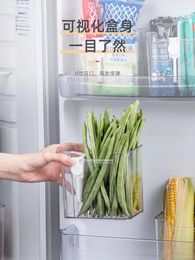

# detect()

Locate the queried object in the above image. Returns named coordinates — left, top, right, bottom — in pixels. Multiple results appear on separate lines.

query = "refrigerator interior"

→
left=58, top=0, right=195, bottom=257
left=59, top=99, right=195, bottom=239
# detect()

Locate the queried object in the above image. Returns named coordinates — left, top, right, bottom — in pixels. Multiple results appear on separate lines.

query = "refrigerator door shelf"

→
left=61, top=225, right=194, bottom=260
left=59, top=74, right=195, bottom=99
left=59, top=32, right=195, bottom=99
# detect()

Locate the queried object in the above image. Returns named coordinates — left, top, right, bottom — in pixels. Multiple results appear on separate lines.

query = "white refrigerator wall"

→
left=59, top=0, right=195, bottom=239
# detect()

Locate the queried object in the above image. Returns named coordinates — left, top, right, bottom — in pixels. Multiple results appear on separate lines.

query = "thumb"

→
left=45, top=152, right=75, bottom=166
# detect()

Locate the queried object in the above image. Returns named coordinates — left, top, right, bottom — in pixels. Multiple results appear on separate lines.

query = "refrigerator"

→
left=0, top=0, right=195, bottom=259
left=58, top=0, right=195, bottom=259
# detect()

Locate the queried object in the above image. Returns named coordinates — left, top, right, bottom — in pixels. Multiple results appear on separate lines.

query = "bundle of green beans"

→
left=78, top=100, right=144, bottom=218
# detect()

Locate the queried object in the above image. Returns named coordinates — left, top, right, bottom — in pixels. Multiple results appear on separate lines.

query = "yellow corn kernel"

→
left=164, top=178, right=177, bottom=241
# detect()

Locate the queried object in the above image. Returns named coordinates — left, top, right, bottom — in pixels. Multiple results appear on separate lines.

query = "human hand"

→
left=16, top=143, right=83, bottom=184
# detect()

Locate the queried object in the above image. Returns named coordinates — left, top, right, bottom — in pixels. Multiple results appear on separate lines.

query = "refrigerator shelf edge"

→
left=59, top=74, right=195, bottom=99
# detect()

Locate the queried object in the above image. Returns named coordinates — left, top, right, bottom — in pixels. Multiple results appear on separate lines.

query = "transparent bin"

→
left=59, top=32, right=195, bottom=99
left=62, top=146, right=143, bottom=219
left=58, top=74, right=150, bottom=98
left=155, top=212, right=195, bottom=260
left=60, top=224, right=195, bottom=260
left=0, top=205, right=4, bottom=260
left=59, top=74, right=195, bottom=99
left=60, top=225, right=158, bottom=260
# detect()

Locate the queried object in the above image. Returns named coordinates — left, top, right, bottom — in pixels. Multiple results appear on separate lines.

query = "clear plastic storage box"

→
left=59, top=35, right=195, bottom=99
left=62, top=146, right=143, bottom=219
left=60, top=222, right=195, bottom=260
left=60, top=225, right=159, bottom=260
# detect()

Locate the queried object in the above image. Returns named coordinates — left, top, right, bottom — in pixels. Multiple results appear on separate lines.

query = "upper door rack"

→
left=59, top=0, right=195, bottom=99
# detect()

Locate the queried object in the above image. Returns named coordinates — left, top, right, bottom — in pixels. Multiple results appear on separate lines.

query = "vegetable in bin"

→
left=79, top=100, right=144, bottom=218
left=163, top=177, right=194, bottom=260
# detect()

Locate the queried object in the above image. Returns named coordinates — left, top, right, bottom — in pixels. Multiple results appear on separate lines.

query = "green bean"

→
left=125, top=113, right=141, bottom=216
left=110, top=186, right=118, bottom=217
left=134, top=111, right=144, bottom=149
left=92, top=197, right=97, bottom=217
left=128, top=100, right=140, bottom=129
left=117, top=139, right=130, bottom=217
left=119, top=104, right=133, bottom=128
left=118, top=206, right=124, bottom=217
left=103, top=160, right=111, bottom=183
left=82, top=135, right=111, bottom=203
left=124, top=105, right=133, bottom=130
left=82, top=123, right=94, bottom=173
left=99, top=137, right=111, bottom=160
left=92, top=111, right=97, bottom=142
left=82, top=166, right=100, bottom=203
left=85, top=113, right=102, bottom=200
left=82, top=123, right=95, bottom=199
left=87, top=112, right=97, bottom=159
left=128, top=117, right=141, bottom=150
left=125, top=162, right=133, bottom=217
left=128, top=112, right=144, bottom=215
left=134, top=135, right=143, bottom=212
left=133, top=117, right=144, bottom=150
left=118, top=105, right=134, bottom=141
left=119, top=110, right=127, bottom=126
left=109, top=131, right=127, bottom=202
left=100, top=183, right=110, bottom=211
left=97, top=115, right=104, bottom=154
left=112, top=119, right=118, bottom=133
left=97, top=191, right=104, bottom=217
left=103, top=108, right=110, bottom=135
left=109, top=120, right=127, bottom=207
left=99, top=121, right=115, bottom=151
left=78, top=134, right=116, bottom=216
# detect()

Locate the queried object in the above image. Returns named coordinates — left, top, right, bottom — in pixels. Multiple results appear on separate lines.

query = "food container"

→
left=62, top=146, right=143, bottom=219
left=155, top=212, right=195, bottom=260
left=0, top=205, right=4, bottom=260
left=60, top=222, right=195, bottom=260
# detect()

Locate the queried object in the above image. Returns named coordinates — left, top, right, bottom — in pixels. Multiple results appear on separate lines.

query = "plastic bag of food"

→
left=82, top=0, right=102, bottom=38
left=99, top=0, right=145, bottom=44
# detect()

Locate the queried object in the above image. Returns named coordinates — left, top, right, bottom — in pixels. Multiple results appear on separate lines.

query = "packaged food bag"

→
left=99, top=0, right=145, bottom=44
left=82, top=0, right=102, bottom=38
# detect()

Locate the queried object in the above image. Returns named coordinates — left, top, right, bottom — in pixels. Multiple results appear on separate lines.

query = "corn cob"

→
left=164, top=178, right=177, bottom=241
left=163, top=177, right=194, bottom=260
